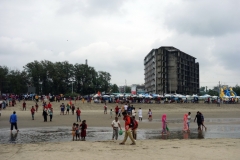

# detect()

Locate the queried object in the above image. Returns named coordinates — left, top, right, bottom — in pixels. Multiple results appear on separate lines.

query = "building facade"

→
left=144, top=46, right=199, bottom=95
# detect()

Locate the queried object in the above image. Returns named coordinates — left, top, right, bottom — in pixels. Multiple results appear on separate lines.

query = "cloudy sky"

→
left=0, top=0, right=239, bottom=89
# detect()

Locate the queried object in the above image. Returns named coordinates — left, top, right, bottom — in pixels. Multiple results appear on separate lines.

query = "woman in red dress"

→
left=80, top=120, right=87, bottom=141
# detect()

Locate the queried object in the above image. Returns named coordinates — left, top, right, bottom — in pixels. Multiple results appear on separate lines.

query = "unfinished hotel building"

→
left=144, top=46, right=199, bottom=95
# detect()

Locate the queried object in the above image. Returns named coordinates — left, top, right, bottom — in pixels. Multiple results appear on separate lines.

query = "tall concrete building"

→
left=144, top=46, right=199, bottom=95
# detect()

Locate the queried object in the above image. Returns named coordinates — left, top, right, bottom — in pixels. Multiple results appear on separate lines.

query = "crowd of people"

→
left=3, top=97, right=208, bottom=145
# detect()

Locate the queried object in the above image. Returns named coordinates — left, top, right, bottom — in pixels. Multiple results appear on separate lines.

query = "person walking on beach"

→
left=9, top=111, right=19, bottom=133
left=111, top=117, right=122, bottom=140
left=217, top=97, right=221, bottom=107
left=30, top=106, right=35, bottom=120
left=183, top=113, right=188, bottom=132
left=48, top=108, right=53, bottom=121
left=110, top=109, right=113, bottom=118
left=148, top=109, right=152, bottom=121
left=35, top=103, right=39, bottom=112
left=115, top=105, right=119, bottom=117
left=132, top=107, right=136, bottom=117
left=22, top=101, right=26, bottom=111
left=138, top=108, right=142, bottom=121
left=42, top=108, right=48, bottom=122
left=200, top=112, right=207, bottom=131
left=60, top=103, right=65, bottom=115
left=118, top=108, right=121, bottom=117
left=187, top=112, right=191, bottom=132
left=76, top=107, right=81, bottom=122
left=71, top=104, right=75, bottom=115
left=119, top=111, right=136, bottom=145
left=132, top=116, right=138, bottom=140
left=66, top=104, right=70, bottom=115
left=80, top=120, right=87, bottom=141
left=104, top=104, right=107, bottom=114
left=194, top=111, right=202, bottom=131
left=161, top=114, right=167, bottom=134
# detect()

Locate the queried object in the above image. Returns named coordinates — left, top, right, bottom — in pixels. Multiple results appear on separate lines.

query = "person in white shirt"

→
left=187, top=112, right=191, bottom=131
left=132, top=108, right=136, bottom=117
left=138, top=108, right=142, bottom=121
left=111, top=117, right=122, bottom=140
left=124, top=104, right=128, bottom=111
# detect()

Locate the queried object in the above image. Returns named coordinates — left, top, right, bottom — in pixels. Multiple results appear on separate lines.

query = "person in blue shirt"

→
left=9, top=111, right=19, bottom=133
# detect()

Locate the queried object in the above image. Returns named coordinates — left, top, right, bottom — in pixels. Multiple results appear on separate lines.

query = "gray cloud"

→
left=0, top=0, right=239, bottom=89
left=164, top=0, right=240, bottom=36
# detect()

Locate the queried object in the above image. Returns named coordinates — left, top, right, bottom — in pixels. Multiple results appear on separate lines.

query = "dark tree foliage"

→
left=0, top=60, right=111, bottom=95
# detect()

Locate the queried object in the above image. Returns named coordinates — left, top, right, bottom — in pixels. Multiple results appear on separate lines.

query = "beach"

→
left=0, top=101, right=240, bottom=159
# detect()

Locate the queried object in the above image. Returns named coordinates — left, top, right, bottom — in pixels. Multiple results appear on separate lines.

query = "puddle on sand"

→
left=0, top=125, right=240, bottom=144
left=150, top=118, right=240, bottom=124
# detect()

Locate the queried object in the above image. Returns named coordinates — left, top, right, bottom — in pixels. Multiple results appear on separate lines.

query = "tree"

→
left=232, top=85, right=240, bottom=96
left=111, top=84, right=119, bottom=93
left=125, top=86, right=131, bottom=93
left=207, top=89, right=219, bottom=96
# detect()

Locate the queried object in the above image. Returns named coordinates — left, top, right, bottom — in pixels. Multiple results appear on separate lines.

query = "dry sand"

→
left=0, top=100, right=240, bottom=160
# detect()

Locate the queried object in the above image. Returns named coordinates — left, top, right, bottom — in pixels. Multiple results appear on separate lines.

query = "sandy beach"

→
left=0, top=100, right=240, bottom=159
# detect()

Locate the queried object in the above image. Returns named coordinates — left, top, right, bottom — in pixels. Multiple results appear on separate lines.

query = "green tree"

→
left=207, top=89, right=219, bottom=96
left=125, top=86, right=131, bottom=93
left=232, top=85, right=240, bottom=96
left=111, top=84, right=119, bottom=93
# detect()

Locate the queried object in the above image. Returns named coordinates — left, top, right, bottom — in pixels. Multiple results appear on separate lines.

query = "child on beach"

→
left=110, top=109, right=113, bottom=118
left=75, top=124, right=80, bottom=141
left=138, top=108, right=142, bottom=121
left=80, top=120, right=87, bottom=141
left=148, top=109, right=152, bottom=121
left=118, top=108, right=121, bottom=117
left=30, top=106, right=35, bottom=120
left=72, top=123, right=76, bottom=141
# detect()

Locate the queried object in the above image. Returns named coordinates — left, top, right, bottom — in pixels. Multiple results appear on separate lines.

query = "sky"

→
left=0, top=0, right=240, bottom=89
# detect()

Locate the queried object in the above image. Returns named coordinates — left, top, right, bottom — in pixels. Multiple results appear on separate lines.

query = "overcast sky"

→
left=0, top=0, right=239, bottom=89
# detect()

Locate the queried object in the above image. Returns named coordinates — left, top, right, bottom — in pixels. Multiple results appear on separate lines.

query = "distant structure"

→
left=144, top=46, right=199, bottom=95
left=85, top=59, right=88, bottom=65
left=131, top=84, right=145, bottom=95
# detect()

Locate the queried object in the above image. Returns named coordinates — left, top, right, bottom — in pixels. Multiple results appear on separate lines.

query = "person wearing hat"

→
left=9, top=111, right=19, bottom=133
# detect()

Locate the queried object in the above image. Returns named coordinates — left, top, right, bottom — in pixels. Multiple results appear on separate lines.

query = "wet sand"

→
left=0, top=101, right=240, bottom=159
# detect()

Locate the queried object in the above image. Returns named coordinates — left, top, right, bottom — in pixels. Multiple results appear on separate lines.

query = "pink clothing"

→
left=162, top=114, right=167, bottom=133
left=183, top=113, right=188, bottom=131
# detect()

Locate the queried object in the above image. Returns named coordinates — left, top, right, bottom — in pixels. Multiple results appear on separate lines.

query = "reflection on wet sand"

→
left=0, top=124, right=239, bottom=144
left=10, top=133, right=18, bottom=143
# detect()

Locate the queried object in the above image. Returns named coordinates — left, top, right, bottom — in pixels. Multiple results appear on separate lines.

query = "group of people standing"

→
left=72, top=120, right=87, bottom=141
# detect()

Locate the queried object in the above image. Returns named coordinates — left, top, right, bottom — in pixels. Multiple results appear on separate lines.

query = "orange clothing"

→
left=123, top=115, right=131, bottom=130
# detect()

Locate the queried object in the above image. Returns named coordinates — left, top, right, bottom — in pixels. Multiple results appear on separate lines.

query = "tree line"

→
left=0, top=60, right=119, bottom=95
